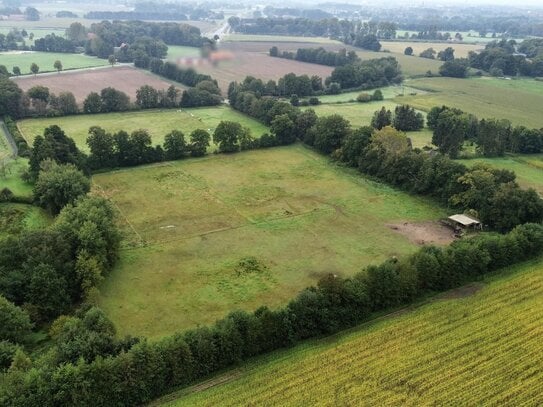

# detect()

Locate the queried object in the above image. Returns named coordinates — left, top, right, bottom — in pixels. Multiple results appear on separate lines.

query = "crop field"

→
left=160, top=258, right=543, bottom=406
left=94, top=145, right=447, bottom=337
left=380, top=41, right=482, bottom=58
left=18, top=106, right=268, bottom=152
left=400, top=77, right=543, bottom=128
left=0, top=51, right=107, bottom=74
left=195, top=51, right=334, bottom=94
left=458, top=155, right=543, bottom=195
left=12, top=66, right=185, bottom=103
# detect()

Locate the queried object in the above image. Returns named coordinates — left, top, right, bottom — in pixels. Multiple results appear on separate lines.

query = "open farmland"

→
left=94, top=145, right=448, bottom=337
left=17, top=106, right=268, bottom=152
left=160, top=259, right=543, bottom=406
left=380, top=41, right=483, bottom=58
left=1, top=51, right=107, bottom=74
left=12, top=66, right=186, bottom=104
left=400, top=77, right=543, bottom=128
left=195, top=51, right=334, bottom=94
left=0, top=158, right=33, bottom=198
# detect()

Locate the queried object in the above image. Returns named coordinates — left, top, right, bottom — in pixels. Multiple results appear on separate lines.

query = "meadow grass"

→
left=94, top=145, right=447, bottom=338
left=400, top=77, right=543, bottom=128
left=0, top=51, right=107, bottom=74
left=0, top=158, right=33, bottom=198
left=166, top=46, right=202, bottom=59
left=354, top=49, right=443, bottom=77
left=458, top=154, right=543, bottom=194
left=160, top=258, right=543, bottom=406
left=316, top=84, right=424, bottom=104
left=17, top=106, right=269, bottom=152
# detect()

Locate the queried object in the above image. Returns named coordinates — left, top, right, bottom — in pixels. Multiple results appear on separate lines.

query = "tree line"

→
left=428, top=105, right=543, bottom=157
left=228, top=77, right=543, bottom=232
left=2, top=221, right=542, bottom=405
left=269, top=46, right=359, bottom=67
left=0, top=78, right=222, bottom=122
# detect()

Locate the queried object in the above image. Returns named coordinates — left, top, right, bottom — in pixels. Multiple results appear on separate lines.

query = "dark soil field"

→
left=12, top=66, right=186, bottom=103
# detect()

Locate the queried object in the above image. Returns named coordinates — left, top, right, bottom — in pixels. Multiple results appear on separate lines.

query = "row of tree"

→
left=428, top=105, right=543, bottom=157
left=2, top=221, right=542, bottom=404
left=269, top=46, right=359, bottom=66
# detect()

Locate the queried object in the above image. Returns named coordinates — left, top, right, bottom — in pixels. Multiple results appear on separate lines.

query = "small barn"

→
left=448, top=214, right=482, bottom=231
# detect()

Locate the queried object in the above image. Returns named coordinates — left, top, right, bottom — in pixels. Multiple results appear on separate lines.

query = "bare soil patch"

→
left=196, top=51, right=334, bottom=94
left=387, top=221, right=455, bottom=246
left=12, top=66, right=186, bottom=104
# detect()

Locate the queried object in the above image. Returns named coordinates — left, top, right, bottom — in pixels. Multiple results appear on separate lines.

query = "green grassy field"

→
left=354, top=50, right=443, bottom=77
left=0, top=27, right=66, bottom=45
left=316, top=85, right=424, bottom=104
left=224, top=34, right=341, bottom=44
left=0, top=51, right=107, bottom=74
left=458, top=155, right=543, bottom=195
left=0, top=203, right=51, bottom=239
left=17, top=106, right=269, bottom=152
left=400, top=77, right=543, bottom=128
left=0, top=158, right=33, bottom=198
left=95, top=145, right=447, bottom=338
left=160, top=258, right=543, bottom=406
left=166, top=46, right=202, bottom=60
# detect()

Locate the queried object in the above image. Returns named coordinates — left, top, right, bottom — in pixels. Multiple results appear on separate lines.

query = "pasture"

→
left=400, top=77, right=543, bottom=128
left=161, top=258, right=543, bottom=406
left=12, top=66, right=185, bottom=103
left=94, top=145, right=447, bottom=337
left=0, top=158, right=33, bottom=198
left=17, top=106, right=269, bottom=152
left=380, top=41, right=482, bottom=58
left=166, top=46, right=202, bottom=60
left=0, top=51, right=107, bottom=74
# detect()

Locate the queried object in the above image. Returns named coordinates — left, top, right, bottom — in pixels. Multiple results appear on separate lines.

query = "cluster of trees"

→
left=332, top=126, right=543, bottom=231
left=227, top=74, right=324, bottom=101
left=327, top=57, right=402, bottom=90
left=371, top=105, right=424, bottom=131
left=85, top=126, right=211, bottom=170
left=0, top=78, right=221, bottom=120
left=33, top=34, right=75, bottom=53
left=429, top=106, right=543, bottom=157
left=2, top=221, right=542, bottom=404
left=269, top=46, right=359, bottom=67
left=468, top=39, right=543, bottom=77
left=83, top=20, right=204, bottom=60
left=84, top=2, right=222, bottom=21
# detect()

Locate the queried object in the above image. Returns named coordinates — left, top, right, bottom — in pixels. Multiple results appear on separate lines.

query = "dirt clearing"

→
left=388, top=221, right=455, bottom=246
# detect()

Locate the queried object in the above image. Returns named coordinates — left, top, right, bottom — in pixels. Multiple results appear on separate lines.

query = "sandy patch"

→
left=388, top=221, right=455, bottom=246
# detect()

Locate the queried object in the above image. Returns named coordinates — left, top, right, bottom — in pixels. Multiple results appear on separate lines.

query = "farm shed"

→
left=448, top=214, right=482, bottom=230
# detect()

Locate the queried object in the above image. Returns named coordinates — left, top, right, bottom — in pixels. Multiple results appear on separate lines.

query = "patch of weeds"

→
left=235, top=256, right=268, bottom=276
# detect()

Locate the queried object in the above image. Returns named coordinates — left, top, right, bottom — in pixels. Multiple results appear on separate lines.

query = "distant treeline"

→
left=269, top=46, right=359, bottom=66
left=85, top=2, right=223, bottom=21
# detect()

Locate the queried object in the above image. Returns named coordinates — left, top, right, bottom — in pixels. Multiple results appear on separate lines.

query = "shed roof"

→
left=448, top=214, right=480, bottom=226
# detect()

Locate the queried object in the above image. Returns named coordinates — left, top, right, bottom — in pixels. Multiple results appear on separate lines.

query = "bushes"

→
left=2, top=224, right=542, bottom=406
